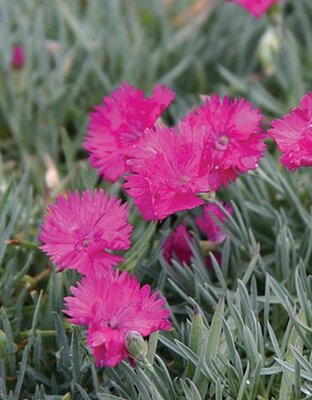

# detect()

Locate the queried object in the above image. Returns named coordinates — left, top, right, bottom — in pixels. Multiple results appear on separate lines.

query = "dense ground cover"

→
left=1, top=0, right=312, bottom=399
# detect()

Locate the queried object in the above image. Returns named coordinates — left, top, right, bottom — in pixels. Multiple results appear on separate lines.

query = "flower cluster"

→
left=40, top=83, right=267, bottom=367
left=40, top=81, right=311, bottom=370
left=85, top=85, right=265, bottom=221
left=39, top=189, right=171, bottom=367
left=124, top=97, right=264, bottom=220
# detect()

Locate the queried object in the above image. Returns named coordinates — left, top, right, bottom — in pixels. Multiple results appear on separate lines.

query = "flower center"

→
left=215, top=135, right=229, bottom=151
left=180, top=176, right=190, bottom=192
left=74, top=237, right=92, bottom=252
left=107, top=317, right=119, bottom=329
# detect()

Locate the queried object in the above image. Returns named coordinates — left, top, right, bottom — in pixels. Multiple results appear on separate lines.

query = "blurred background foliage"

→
left=1, top=0, right=312, bottom=398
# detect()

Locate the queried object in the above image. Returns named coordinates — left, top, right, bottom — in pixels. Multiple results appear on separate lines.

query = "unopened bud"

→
left=258, top=27, right=280, bottom=77
left=44, top=153, right=60, bottom=190
left=125, top=331, right=147, bottom=360
left=11, top=45, right=25, bottom=70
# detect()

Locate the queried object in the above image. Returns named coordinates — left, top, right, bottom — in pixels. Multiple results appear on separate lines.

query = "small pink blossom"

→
left=84, top=82, right=175, bottom=182
left=124, top=124, right=213, bottom=221
left=269, top=93, right=312, bottom=171
left=196, top=203, right=232, bottom=245
left=11, top=45, right=25, bottom=70
left=184, top=95, right=265, bottom=190
left=38, top=190, right=132, bottom=276
left=163, top=203, right=232, bottom=266
left=163, top=225, right=193, bottom=265
left=64, top=271, right=171, bottom=367
left=229, top=0, right=280, bottom=18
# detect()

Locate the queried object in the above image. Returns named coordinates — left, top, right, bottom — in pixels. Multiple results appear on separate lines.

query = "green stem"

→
left=19, top=329, right=68, bottom=339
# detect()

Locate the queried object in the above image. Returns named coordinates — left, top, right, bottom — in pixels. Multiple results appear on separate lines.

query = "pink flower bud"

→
left=11, top=45, right=25, bottom=70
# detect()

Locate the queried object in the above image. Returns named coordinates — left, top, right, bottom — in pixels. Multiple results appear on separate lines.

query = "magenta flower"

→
left=228, top=0, right=280, bottom=18
left=11, top=45, right=25, bottom=70
left=184, top=95, right=265, bottom=190
left=163, top=225, right=193, bottom=265
left=64, top=271, right=171, bottom=367
left=124, top=124, right=213, bottom=221
left=38, top=190, right=132, bottom=276
left=269, top=93, right=312, bottom=171
left=84, top=82, right=175, bottom=182
left=162, top=207, right=231, bottom=267
left=196, top=203, right=232, bottom=245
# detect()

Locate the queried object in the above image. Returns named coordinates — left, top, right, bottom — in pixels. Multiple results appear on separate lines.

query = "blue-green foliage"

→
left=1, top=0, right=312, bottom=398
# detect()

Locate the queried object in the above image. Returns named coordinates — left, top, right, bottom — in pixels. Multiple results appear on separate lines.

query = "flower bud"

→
left=125, top=331, right=147, bottom=360
left=11, top=45, right=25, bottom=70
left=44, top=153, right=60, bottom=190
left=258, top=27, right=280, bottom=77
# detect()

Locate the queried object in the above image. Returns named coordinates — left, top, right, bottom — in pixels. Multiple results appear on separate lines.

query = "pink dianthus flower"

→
left=163, top=225, right=193, bottom=265
left=124, top=124, right=213, bottom=221
left=64, top=271, right=171, bottom=367
left=229, top=0, right=280, bottom=18
left=184, top=95, right=265, bottom=190
left=268, top=92, right=312, bottom=171
left=196, top=202, right=232, bottom=245
left=84, top=82, right=175, bottom=182
left=38, top=190, right=132, bottom=276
